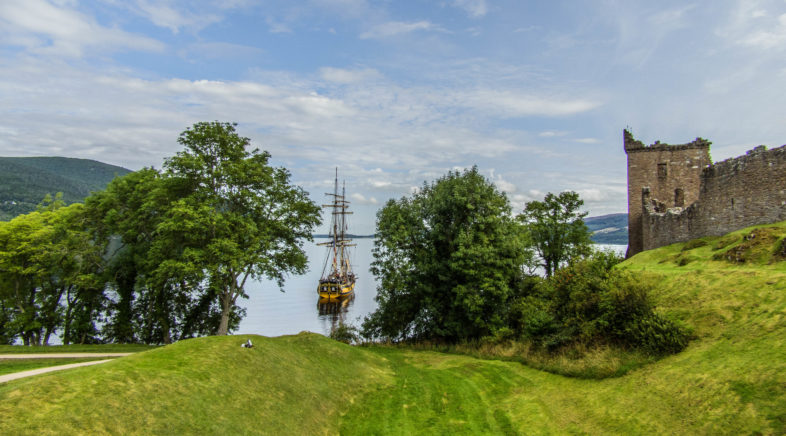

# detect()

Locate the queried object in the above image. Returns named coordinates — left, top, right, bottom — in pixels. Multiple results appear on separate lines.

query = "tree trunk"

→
left=63, top=288, right=75, bottom=345
left=217, top=291, right=232, bottom=335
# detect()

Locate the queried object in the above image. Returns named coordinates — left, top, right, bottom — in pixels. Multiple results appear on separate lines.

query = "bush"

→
left=624, top=313, right=691, bottom=354
left=329, top=321, right=359, bottom=344
left=513, top=251, right=690, bottom=356
left=510, top=295, right=556, bottom=342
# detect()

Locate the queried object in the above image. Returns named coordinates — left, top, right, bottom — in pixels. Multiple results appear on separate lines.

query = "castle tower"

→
left=624, top=130, right=711, bottom=256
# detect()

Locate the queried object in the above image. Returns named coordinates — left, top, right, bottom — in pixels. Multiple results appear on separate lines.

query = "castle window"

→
left=658, top=163, right=668, bottom=179
left=675, top=188, right=684, bottom=207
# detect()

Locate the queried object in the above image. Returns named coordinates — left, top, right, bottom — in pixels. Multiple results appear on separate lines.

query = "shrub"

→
left=624, top=313, right=691, bottom=354
left=514, top=252, right=690, bottom=356
left=510, top=295, right=556, bottom=342
left=329, top=321, right=359, bottom=344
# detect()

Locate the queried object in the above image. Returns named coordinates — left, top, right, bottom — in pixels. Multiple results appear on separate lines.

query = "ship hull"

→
left=317, top=279, right=355, bottom=299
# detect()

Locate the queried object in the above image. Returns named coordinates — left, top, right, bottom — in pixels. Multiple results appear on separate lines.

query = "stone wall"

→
left=639, top=144, right=786, bottom=252
left=624, top=130, right=711, bottom=255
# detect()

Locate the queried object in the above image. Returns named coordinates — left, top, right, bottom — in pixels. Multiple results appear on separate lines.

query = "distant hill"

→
left=0, top=157, right=131, bottom=220
left=586, top=213, right=628, bottom=245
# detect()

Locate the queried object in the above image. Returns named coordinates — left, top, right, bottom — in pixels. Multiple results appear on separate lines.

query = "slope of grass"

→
left=0, top=333, right=392, bottom=435
left=340, top=221, right=786, bottom=434
left=1, top=222, right=785, bottom=434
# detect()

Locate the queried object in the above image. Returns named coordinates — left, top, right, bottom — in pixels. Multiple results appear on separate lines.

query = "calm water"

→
left=236, top=238, right=378, bottom=337
left=236, top=240, right=627, bottom=338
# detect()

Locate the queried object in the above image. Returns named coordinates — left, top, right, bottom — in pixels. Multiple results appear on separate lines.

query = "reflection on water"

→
left=317, top=294, right=356, bottom=333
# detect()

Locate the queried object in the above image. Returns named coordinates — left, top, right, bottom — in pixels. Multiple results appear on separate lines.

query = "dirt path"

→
left=0, top=353, right=132, bottom=359
left=0, top=359, right=115, bottom=383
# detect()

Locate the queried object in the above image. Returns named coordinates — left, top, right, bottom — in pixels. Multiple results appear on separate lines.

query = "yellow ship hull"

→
left=318, top=280, right=355, bottom=299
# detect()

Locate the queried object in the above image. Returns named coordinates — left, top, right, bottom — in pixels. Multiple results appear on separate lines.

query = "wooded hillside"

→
left=0, top=157, right=131, bottom=220
left=585, top=213, right=628, bottom=244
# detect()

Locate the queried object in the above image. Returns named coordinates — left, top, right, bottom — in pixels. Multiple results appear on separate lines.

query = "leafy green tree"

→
left=518, top=191, right=592, bottom=277
left=362, top=167, right=530, bottom=342
left=164, top=121, right=321, bottom=335
left=0, top=201, right=104, bottom=345
left=0, top=211, right=51, bottom=345
left=85, top=168, right=220, bottom=344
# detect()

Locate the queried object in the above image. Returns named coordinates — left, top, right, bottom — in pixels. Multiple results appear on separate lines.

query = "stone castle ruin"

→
left=624, top=129, right=786, bottom=257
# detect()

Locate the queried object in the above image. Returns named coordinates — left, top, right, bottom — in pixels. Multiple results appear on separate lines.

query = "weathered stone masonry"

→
left=624, top=129, right=786, bottom=257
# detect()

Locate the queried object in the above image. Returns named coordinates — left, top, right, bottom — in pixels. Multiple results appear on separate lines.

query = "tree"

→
left=85, top=167, right=230, bottom=344
left=518, top=191, right=592, bottom=277
left=164, top=121, right=321, bottom=335
left=362, top=167, right=529, bottom=342
left=0, top=201, right=105, bottom=345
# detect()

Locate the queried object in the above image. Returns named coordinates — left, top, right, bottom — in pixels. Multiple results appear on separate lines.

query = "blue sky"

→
left=1, top=0, right=786, bottom=233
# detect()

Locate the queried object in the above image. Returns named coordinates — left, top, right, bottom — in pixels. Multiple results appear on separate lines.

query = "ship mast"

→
left=318, top=168, right=355, bottom=280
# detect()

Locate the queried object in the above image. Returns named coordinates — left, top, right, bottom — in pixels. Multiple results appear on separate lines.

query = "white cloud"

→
left=575, top=138, right=600, bottom=144
left=266, top=16, right=293, bottom=34
left=319, top=67, right=381, bottom=84
left=351, top=192, right=378, bottom=204
left=721, top=0, right=786, bottom=50
left=460, top=90, right=602, bottom=117
left=0, top=0, right=164, bottom=57
left=134, top=0, right=221, bottom=34
left=359, top=20, right=437, bottom=39
left=452, top=0, right=488, bottom=18
left=180, top=41, right=264, bottom=60
left=740, top=13, right=786, bottom=49
left=539, top=130, right=568, bottom=137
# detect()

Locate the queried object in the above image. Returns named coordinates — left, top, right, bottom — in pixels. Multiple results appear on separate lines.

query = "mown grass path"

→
left=0, top=359, right=114, bottom=383
left=0, top=353, right=133, bottom=359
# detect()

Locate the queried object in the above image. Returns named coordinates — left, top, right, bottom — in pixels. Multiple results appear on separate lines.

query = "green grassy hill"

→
left=0, top=157, right=131, bottom=220
left=1, top=221, right=785, bottom=434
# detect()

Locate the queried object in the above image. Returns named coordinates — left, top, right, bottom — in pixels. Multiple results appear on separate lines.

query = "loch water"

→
left=236, top=240, right=627, bottom=338
left=236, top=238, right=378, bottom=337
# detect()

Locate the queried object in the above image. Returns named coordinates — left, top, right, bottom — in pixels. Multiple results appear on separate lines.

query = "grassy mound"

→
left=1, top=222, right=785, bottom=434
left=0, top=333, right=392, bottom=435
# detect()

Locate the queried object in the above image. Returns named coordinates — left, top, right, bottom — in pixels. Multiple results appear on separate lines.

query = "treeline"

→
left=0, top=122, right=320, bottom=345
left=361, top=168, right=689, bottom=356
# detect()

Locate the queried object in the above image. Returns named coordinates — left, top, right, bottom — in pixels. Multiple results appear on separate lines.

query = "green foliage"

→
left=163, top=121, right=321, bottom=335
left=329, top=321, right=360, bottom=344
left=518, top=191, right=593, bottom=277
left=363, top=167, right=530, bottom=342
left=85, top=167, right=229, bottom=344
left=514, top=251, right=691, bottom=355
left=0, top=203, right=105, bottom=345
left=1, top=122, right=320, bottom=345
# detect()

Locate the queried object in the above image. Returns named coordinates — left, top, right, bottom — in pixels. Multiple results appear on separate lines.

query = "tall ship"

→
left=317, top=169, right=356, bottom=300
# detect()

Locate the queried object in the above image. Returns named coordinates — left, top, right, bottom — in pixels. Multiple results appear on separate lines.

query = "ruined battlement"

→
left=625, top=130, right=786, bottom=257
left=623, top=129, right=711, bottom=153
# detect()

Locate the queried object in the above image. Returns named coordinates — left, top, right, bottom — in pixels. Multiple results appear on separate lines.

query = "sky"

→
left=2, top=0, right=786, bottom=234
